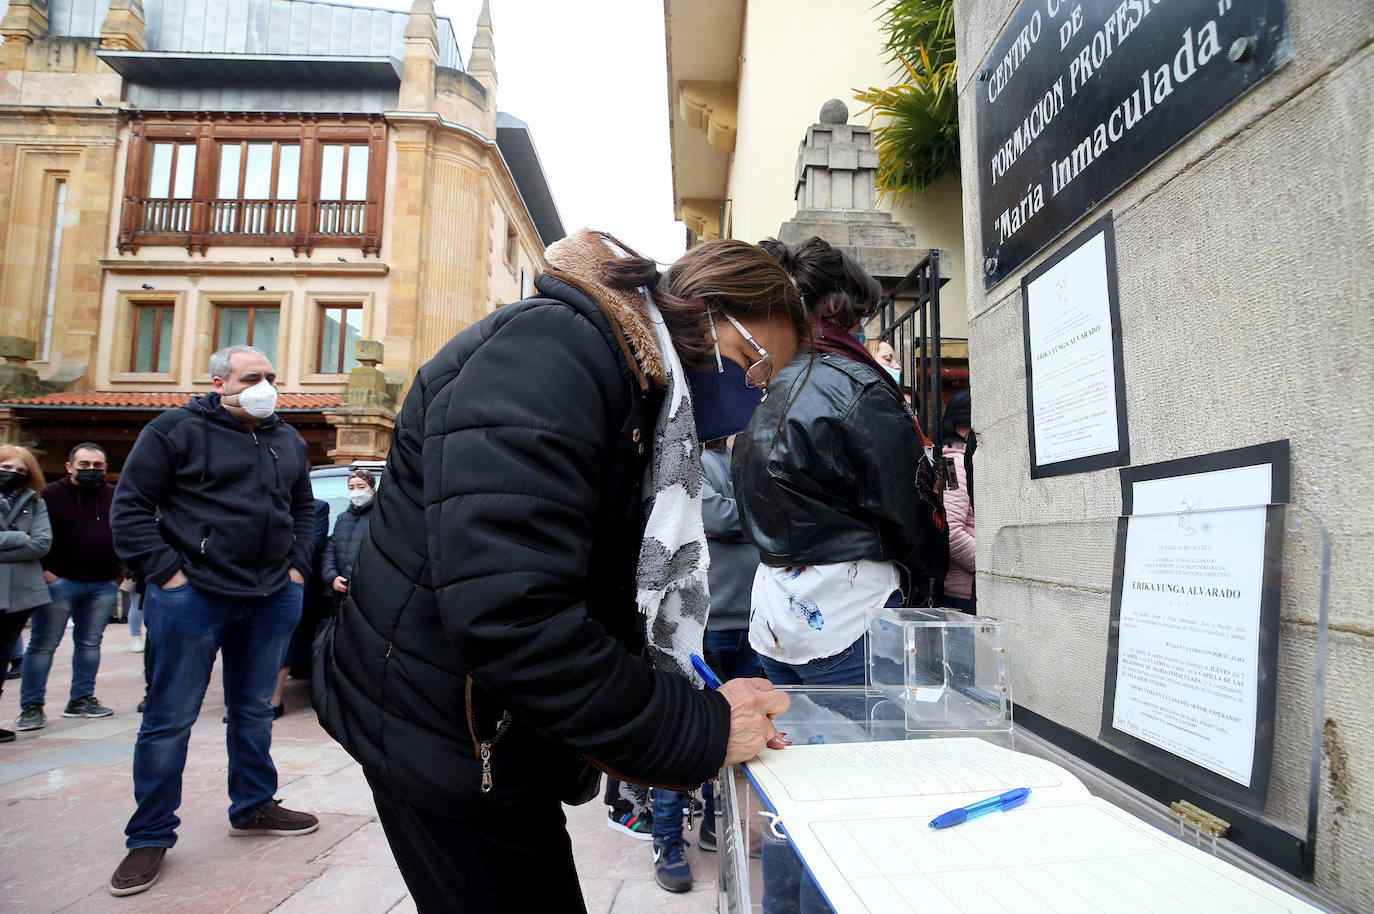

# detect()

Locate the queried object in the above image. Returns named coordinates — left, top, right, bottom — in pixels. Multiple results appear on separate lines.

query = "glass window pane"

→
left=254, top=308, right=279, bottom=365
left=320, top=145, right=344, bottom=199
left=157, top=307, right=174, bottom=373
left=345, top=146, right=369, bottom=201
left=217, top=308, right=251, bottom=349
left=343, top=307, right=362, bottom=371
left=133, top=308, right=155, bottom=372
left=320, top=307, right=342, bottom=373
left=173, top=144, right=197, bottom=199
left=277, top=145, right=300, bottom=200
left=217, top=144, right=241, bottom=199
left=147, top=144, right=172, bottom=197
left=243, top=144, right=273, bottom=199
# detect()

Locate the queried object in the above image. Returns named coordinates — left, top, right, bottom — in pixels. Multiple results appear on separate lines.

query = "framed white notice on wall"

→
left=1102, top=440, right=1290, bottom=811
left=1020, top=213, right=1130, bottom=478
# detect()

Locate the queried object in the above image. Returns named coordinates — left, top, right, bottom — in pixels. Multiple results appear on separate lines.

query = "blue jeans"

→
left=128, top=591, right=144, bottom=639
left=705, top=629, right=763, bottom=681
left=651, top=787, right=687, bottom=841
left=758, top=636, right=866, bottom=688
left=125, top=579, right=302, bottom=849
left=20, top=577, right=116, bottom=707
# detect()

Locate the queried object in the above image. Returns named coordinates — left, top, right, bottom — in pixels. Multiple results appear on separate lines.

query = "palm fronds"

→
left=854, top=0, right=959, bottom=200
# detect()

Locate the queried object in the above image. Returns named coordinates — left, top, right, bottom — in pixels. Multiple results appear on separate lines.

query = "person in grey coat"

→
left=0, top=445, right=53, bottom=743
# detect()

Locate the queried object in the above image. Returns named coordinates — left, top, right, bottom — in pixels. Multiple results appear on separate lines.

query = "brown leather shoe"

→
left=228, top=801, right=319, bottom=837
left=109, top=846, right=166, bottom=896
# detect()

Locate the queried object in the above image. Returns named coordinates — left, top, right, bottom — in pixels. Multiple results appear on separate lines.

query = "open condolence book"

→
left=742, top=738, right=1322, bottom=914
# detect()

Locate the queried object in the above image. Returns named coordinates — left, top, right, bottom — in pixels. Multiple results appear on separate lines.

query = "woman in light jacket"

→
left=941, top=392, right=975, bottom=614
left=0, top=445, right=52, bottom=743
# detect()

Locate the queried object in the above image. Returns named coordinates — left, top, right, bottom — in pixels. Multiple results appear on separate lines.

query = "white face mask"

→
left=234, top=379, right=278, bottom=419
left=348, top=490, right=374, bottom=508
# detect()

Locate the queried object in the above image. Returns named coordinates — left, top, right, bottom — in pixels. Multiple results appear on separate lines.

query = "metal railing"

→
left=208, top=199, right=298, bottom=234
left=316, top=201, right=366, bottom=235
left=875, top=248, right=948, bottom=447
left=122, top=196, right=375, bottom=249
left=138, top=198, right=194, bottom=233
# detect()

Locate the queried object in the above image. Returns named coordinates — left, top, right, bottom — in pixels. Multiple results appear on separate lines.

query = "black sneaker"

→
left=16, top=705, right=44, bottom=731
left=63, top=696, right=114, bottom=718
left=652, top=834, right=693, bottom=893
left=606, top=803, right=654, bottom=840
left=0, top=728, right=14, bottom=743
left=697, top=813, right=717, bottom=852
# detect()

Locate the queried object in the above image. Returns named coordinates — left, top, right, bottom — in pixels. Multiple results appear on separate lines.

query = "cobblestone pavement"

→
left=0, top=625, right=719, bottom=912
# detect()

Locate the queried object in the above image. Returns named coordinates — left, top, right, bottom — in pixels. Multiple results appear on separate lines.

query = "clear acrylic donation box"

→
left=716, top=608, right=1011, bottom=913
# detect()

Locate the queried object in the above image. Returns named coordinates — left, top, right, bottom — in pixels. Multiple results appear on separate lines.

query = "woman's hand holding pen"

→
left=719, top=678, right=793, bottom=765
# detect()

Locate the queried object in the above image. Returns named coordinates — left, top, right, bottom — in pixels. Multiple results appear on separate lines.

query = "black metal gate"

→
left=875, top=248, right=948, bottom=446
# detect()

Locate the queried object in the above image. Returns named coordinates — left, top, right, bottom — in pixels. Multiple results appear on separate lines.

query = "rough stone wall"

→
left=954, top=0, right=1373, bottom=908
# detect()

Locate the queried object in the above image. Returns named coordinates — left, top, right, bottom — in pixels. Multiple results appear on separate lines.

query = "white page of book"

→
left=743, top=740, right=1326, bottom=914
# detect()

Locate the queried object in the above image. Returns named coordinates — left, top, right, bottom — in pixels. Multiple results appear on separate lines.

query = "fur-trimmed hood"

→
left=544, top=229, right=666, bottom=385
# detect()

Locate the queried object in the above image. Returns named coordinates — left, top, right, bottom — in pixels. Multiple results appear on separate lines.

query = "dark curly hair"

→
left=758, top=236, right=881, bottom=330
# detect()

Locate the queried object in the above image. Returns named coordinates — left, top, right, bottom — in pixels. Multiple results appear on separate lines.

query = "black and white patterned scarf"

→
left=637, top=291, right=710, bottom=686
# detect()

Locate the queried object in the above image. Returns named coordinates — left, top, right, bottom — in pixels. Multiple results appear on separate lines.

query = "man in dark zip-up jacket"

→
left=106, top=345, right=320, bottom=898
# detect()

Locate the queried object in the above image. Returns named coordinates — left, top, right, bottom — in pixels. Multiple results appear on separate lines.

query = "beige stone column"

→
left=324, top=340, right=397, bottom=463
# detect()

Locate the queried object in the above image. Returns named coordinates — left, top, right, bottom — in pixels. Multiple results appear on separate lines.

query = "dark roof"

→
left=98, top=50, right=401, bottom=87
left=496, top=112, right=566, bottom=248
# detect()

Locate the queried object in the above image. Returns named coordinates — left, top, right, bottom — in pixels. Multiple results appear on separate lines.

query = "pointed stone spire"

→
left=403, top=0, right=438, bottom=54
left=1, top=0, right=51, bottom=46
left=399, top=0, right=438, bottom=110
left=469, top=0, right=496, bottom=81
left=100, top=0, right=148, bottom=52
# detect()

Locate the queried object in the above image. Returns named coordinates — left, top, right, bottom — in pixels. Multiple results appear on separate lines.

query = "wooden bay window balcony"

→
left=117, top=114, right=386, bottom=256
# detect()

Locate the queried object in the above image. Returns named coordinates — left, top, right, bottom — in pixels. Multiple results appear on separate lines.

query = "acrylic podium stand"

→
left=715, top=609, right=1011, bottom=913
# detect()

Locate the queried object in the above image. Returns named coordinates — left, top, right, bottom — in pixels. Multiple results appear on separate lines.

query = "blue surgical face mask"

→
left=686, top=357, right=764, bottom=442
left=886, top=366, right=902, bottom=384
left=851, top=330, right=867, bottom=344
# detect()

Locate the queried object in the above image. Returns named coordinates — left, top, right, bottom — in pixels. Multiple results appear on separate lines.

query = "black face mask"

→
left=0, top=470, right=27, bottom=494
left=74, top=468, right=105, bottom=487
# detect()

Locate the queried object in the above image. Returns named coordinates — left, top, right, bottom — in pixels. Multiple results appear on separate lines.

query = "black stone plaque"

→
left=976, top=0, right=1291, bottom=289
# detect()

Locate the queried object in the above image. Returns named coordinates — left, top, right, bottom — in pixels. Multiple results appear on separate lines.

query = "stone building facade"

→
left=0, top=0, right=563, bottom=472
left=957, top=0, right=1372, bottom=909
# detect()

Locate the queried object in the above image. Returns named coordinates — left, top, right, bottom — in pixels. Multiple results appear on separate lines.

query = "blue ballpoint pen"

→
left=928, top=787, right=1031, bottom=829
left=689, top=653, right=724, bottom=690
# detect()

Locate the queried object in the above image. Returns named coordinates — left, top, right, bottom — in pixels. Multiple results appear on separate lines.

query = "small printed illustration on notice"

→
left=1175, top=496, right=1200, bottom=537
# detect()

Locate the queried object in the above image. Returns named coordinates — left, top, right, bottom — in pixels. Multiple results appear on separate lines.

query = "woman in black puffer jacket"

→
left=321, top=468, right=375, bottom=601
left=314, top=232, right=806, bottom=914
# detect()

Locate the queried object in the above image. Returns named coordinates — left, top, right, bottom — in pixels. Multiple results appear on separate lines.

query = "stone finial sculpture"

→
left=793, top=99, right=883, bottom=214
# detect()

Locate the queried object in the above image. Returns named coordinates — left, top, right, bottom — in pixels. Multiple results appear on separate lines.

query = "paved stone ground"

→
left=0, top=624, right=720, bottom=913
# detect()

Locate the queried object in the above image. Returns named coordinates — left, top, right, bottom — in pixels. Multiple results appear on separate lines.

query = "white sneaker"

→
left=129, top=637, right=145, bottom=653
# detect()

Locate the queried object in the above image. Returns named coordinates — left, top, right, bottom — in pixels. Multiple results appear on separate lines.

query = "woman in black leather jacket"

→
left=736, top=237, right=940, bottom=687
